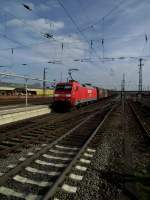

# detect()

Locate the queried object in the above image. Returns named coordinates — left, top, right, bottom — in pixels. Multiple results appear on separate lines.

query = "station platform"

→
left=0, top=105, right=51, bottom=126
left=0, top=104, right=26, bottom=111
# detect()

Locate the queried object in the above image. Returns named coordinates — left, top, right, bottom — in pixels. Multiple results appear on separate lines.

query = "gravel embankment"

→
left=67, top=103, right=149, bottom=200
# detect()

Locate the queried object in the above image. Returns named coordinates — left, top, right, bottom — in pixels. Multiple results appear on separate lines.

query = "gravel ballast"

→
left=54, top=103, right=149, bottom=200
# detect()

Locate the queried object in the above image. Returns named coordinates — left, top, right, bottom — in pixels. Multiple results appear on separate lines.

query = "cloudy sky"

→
left=0, top=0, right=150, bottom=89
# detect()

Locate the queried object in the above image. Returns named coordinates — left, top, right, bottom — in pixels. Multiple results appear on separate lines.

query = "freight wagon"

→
left=0, top=86, right=15, bottom=96
left=27, top=88, right=54, bottom=96
left=0, top=86, right=54, bottom=96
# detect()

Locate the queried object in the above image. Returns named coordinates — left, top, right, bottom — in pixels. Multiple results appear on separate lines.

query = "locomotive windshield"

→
left=55, top=84, right=72, bottom=91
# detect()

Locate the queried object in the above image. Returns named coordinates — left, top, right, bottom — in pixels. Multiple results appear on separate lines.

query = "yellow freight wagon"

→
left=28, top=88, right=54, bottom=96
left=0, top=86, right=54, bottom=96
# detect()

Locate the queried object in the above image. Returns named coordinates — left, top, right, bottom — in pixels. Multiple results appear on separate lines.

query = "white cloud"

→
left=7, top=19, right=22, bottom=27
left=7, top=18, right=64, bottom=32
left=37, top=4, right=50, bottom=11
left=2, top=0, right=150, bottom=89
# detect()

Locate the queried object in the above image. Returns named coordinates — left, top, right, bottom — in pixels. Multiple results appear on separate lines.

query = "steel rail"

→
left=129, top=102, right=150, bottom=138
left=43, top=103, right=118, bottom=199
left=0, top=101, right=113, bottom=157
left=0, top=72, right=51, bottom=82
left=0, top=103, right=112, bottom=185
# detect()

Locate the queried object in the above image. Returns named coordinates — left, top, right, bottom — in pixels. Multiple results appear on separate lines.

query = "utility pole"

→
left=43, top=67, right=47, bottom=96
left=122, top=73, right=125, bottom=92
left=121, top=73, right=125, bottom=112
left=138, top=58, right=144, bottom=92
left=60, top=72, right=62, bottom=82
left=25, top=78, right=28, bottom=107
left=121, top=73, right=125, bottom=97
left=102, top=17, right=105, bottom=61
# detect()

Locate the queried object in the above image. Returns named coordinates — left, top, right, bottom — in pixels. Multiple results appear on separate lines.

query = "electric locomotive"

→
left=52, top=80, right=97, bottom=111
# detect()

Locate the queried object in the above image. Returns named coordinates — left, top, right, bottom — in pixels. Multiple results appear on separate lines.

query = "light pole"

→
left=25, top=78, right=28, bottom=107
left=43, top=67, right=47, bottom=96
left=0, top=72, right=51, bottom=106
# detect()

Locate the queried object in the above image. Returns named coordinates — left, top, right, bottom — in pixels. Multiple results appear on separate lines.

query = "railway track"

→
left=0, top=112, right=68, bottom=157
left=0, top=97, right=114, bottom=135
left=0, top=99, right=115, bottom=159
left=0, top=101, right=116, bottom=199
left=129, top=101, right=150, bottom=138
left=0, top=97, right=52, bottom=105
left=67, top=100, right=149, bottom=200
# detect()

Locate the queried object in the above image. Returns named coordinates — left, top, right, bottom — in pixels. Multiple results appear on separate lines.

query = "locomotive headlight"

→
left=66, top=94, right=71, bottom=97
left=54, top=94, right=59, bottom=97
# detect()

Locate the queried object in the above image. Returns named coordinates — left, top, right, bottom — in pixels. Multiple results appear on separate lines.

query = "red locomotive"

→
left=52, top=80, right=112, bottom=111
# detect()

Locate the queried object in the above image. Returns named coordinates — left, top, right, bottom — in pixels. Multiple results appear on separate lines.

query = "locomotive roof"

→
left=56, top=82, right=112, bottom=91
left=56, top=81, right=97, bottom=90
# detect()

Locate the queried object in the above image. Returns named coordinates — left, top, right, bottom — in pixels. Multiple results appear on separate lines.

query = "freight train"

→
left=52, top=80, right=112, bottom=111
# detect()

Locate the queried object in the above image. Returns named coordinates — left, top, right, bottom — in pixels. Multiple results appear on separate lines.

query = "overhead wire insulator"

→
left=11, top=48, right=13, bottom=55
left=145, top=34, right=148, bottom=43
left=90, top=40, right=93, bottom=48
left=62, top=42, right=64, bottom=50
left=101, top=39, right=104, bottom=46
left=42, top=32, right=53, bottom=39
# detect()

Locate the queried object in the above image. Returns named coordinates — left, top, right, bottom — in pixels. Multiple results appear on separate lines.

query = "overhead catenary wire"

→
left=0, top=71, right=52, bottom=83
left=0, top=0, right=148, bottom=73
left=0, top=0, right=146, bottom=56
left=56, top=0, right=89, bottom=42
left=0, top=36, right=89, bottom=52
left=80, top=0, right=125, bottom=32
left=0, top=32, right=27, bottom=48
left=139, top=33, right=149, bottom=58
left=0, top=0, right=145, bottom=90
left=102, top=18, right=105, bottom=60
left=0, top=5, right=64, bottom=59
left=0, top=35, right=133, bottom=51
left=0, top=0, right=143, bottom=49
left=1, top=53, right=150, bottom=69
left=3, top=0, right=85, bottom=48
left=76, top=0, right=97, bottom=33
left=0, top=6, right=57, bottom=46
left=0, top=4, right=90, bottom=54
left=56, top=0, right=132, bottom=60
left=0, top=31, right=149, bottom=52
left=75, top=0, right=133, bottom=61
left=56, top=0, right=101, bottom=60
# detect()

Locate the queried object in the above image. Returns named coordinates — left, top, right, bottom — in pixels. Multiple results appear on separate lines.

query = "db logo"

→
left=88, top=90, right=92, bottom=94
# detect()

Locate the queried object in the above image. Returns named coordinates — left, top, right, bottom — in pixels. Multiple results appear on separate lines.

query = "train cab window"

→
left=65, top=85, right=72, bottom=90
left=55, top=85, right=64, bottom=90
left=55, top=85, right=72, bottom=91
